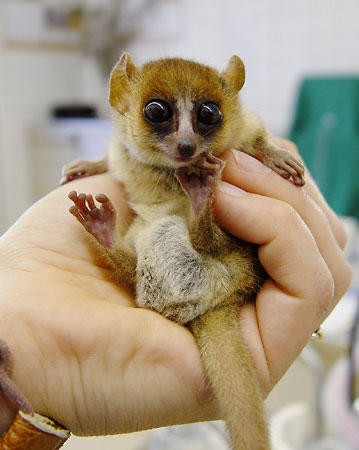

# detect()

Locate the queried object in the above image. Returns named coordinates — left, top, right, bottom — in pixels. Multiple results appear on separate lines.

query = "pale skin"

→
left=0, top=139, right=351, bottom=437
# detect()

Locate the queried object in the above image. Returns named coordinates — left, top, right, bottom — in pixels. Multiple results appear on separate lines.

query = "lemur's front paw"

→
left=261, top=149, right=305, bottom=186
left=60, top=159, right=107, bottom=185
left=175, top=154, right=224, bottom=214
left=68, top=191, right=115, bottom=248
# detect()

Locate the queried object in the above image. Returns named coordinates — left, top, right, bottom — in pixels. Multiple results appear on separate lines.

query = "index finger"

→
left=214, top=185, right=333, bottom=309
left=219, top=149, right=352, bottom=302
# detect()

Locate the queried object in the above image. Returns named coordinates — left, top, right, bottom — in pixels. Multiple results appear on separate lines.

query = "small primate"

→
left=62, top=53, right=305, bottom=450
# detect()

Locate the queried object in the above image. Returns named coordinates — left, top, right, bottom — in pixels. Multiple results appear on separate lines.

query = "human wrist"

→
left=0, top=338, right=70, bottom=448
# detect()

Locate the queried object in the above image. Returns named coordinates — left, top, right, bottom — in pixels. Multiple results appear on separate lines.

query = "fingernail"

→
left=219, top=181, right=247, bottom=197
left=231, top=150, right=271, bottom=173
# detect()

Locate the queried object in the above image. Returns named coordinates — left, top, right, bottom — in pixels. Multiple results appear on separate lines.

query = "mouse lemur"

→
left=62, top=52, right=305, bottom=450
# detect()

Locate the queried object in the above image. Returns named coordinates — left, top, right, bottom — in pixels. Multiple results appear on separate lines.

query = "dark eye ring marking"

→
left=143, top=100, right=173, bottom=124
left=197, top=102, right=222, bottom=126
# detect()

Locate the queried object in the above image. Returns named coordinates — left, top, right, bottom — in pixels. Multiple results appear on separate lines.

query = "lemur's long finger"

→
left=273, top=165, right=291, bottom=179
left=68, top=190, right=79, bottom=202
left=69, top=205, right=86, bottom=223
left=95, top=194, right=115, bottom=213
left=273, top=162, right=304, bottom=185
left=76, top=193, right=87, bottom=211
left=289, top=159, right=304, bottom=174
left=277, top=162, right=299, bottom=177
left=84, top=194, right=95, bottom=210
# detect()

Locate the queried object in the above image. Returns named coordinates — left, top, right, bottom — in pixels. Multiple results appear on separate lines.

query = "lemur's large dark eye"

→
left=197, top=102, right=222, bottom=126
left=143, top=100, right=172, bottom=123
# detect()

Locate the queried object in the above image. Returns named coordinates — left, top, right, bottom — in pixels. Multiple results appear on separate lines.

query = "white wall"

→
left=0, top=7, right=106, bottom=232
left=128, top=0, right=359, bottom=133
left=0, top=51, right=91, bottom=227
left=1, top=0, right=358, bottom=232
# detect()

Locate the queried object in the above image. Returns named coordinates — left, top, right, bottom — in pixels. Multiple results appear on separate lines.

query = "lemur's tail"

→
left=189, top=302, right=270, bottom=450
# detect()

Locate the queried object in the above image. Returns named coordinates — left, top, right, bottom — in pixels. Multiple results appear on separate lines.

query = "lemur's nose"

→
left=178, top=140, right=196, bottom=158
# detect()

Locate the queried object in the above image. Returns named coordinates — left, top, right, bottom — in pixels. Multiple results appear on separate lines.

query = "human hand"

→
left=0, top=139, right=351, bottom=438
left=214, top=138, right=352, bottom=391
left=0, top=175, right=212, bottom=436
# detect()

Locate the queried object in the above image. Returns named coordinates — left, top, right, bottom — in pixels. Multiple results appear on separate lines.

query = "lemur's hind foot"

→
left=68, top=190, right=136, bottom=289
left=68, top=191, right=116, bottom=248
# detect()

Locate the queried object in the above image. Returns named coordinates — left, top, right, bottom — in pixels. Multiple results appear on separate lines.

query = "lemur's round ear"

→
left=220, top=55, right=245, bottom=92
left=109, top=52, right=138, bottom=110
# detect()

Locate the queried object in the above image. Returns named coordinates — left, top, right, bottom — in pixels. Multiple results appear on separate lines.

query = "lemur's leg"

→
left=233, top=110, right=305, bottom=186
left=135, top=214, right=233, bottom=323
left=60, top=158, right=108, bottom=185
left=68, top=191, right=136, bottom=290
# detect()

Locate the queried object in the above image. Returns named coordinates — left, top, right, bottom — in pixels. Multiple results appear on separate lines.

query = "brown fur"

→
left=63, top=52, right=305, bottom=449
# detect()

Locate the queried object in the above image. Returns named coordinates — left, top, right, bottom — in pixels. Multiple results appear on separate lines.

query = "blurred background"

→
left=0, top=0, right=358, bottom=449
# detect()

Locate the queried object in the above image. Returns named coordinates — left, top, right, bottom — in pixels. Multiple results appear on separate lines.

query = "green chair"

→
left=289, top=77, right=359, bottom=219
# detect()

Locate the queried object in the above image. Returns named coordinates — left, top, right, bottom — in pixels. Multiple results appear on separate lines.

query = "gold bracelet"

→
left=0, top=410, right=70, bottom=450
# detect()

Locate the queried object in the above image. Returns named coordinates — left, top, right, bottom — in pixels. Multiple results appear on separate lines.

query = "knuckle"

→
left=315, top=268, right=336, bottom=319
left=333, top=219, right=349, bottom=249
left=315, top=252, right=352, bottom=321
left=274, top=201, right=301, bottom=228
left=319, top=269, right=335, bottom=303
left=335, top=257, right=353, bottom=300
